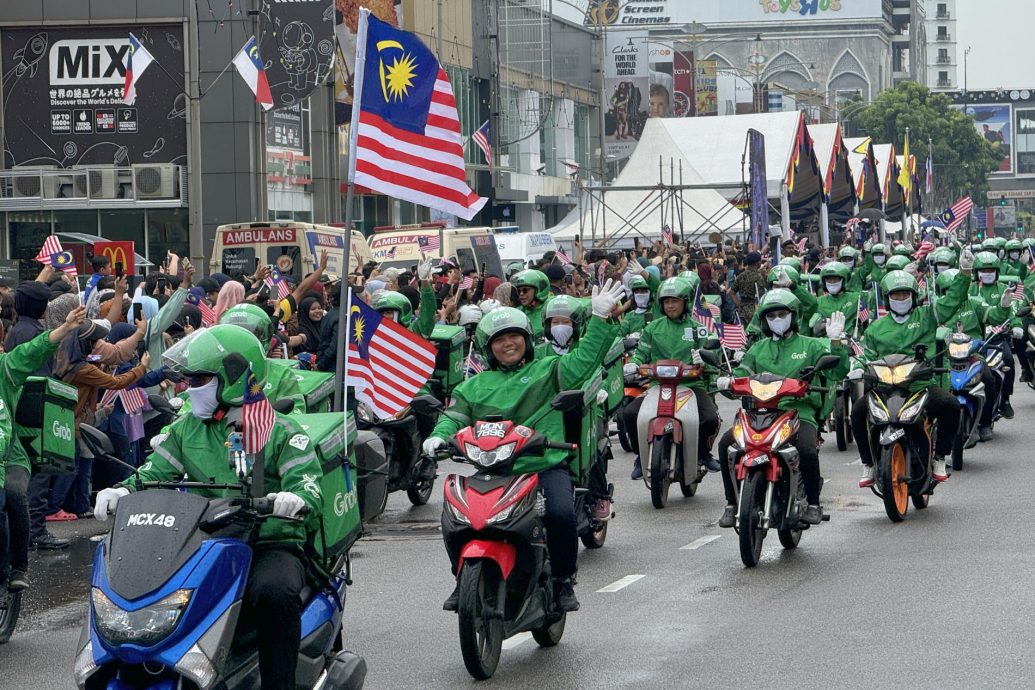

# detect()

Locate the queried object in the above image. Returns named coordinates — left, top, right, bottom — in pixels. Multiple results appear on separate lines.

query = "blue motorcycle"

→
left=947, top=324, right=1008, bottom=471
left=72, top=427, right=366, bottom=690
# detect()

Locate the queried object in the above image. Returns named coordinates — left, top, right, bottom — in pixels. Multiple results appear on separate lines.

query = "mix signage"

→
left=0, top=26, right=187, bottom=168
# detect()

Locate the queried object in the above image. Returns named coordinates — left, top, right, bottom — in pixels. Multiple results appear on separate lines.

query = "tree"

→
left=851, top=81, right=1003, bottom=210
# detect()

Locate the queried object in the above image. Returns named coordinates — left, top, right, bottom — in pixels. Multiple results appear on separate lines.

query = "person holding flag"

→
left=94, top=325, right=324, bottom=689
left=969, top=251, right=1022, bottom=417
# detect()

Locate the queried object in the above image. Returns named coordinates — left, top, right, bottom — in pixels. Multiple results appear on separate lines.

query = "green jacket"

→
left=132, top=412, right=324, bottom=545
left=411, top=285, right=437, bottom=339
left=1004, top=259, right=1028, bottom=282
left=629, top=313, right=713, bottom=391
left=971, top=281, right=1022, bottom=327
left=735, top=332, right=848, bottom=430
left=940, top=295, right=1004, bottom=340
left=0, top=332, right=62, bottom=482
left=518, top=297, right=551, bottom=342
left=846, top=263, right=866, bottom=292
left=265, top=359, right=306, bottom=413
left=858, top=270, right=971, bottom=390
left=746, top=283, right=818, bottom=338
left=620, top=309, right=653, bottom=336
left=816, top=290, right=862, bottom=335
left=430, top=316, right=617, bottom=475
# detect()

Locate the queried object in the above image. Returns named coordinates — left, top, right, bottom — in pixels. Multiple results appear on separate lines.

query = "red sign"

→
left=221, top=227, right=297, bottom=245
left=94, top=241, right=135, bottom=275
left=673, top=49, right=695, bottom=117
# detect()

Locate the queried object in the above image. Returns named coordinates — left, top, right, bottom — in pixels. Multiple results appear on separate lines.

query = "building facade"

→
left=924, top=0, right=957, bottom=90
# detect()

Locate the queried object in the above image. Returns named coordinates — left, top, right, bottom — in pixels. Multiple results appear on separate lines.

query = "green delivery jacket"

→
left=130, top=412, right=324, bottom=545
left=971, top=280, right=1023, bottom=328
left=410, top=285, right=438, bottom=339
left=429, top=316, right=617, bottom=475
left=940, top=295, right=1005, bottom=340
left=518, top=296, right=551, bottom=342
left=265, top=359, right=306, bottom=413
left=857, top=269, right=971, bottom=390
left=629, top=313, right=714, bottom=391
left=816, top=290, right=862, bottom=335
left=746, top=283, right=818, bottom=338
left=620, top=308, right=653, bottom=336
left=0, top=331, right=61, bottom=484
left=735, top=332, right=848, bottom=430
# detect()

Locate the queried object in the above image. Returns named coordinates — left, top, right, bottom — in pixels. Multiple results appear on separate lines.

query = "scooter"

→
left=726, top=356, right=839, bottom=567
left=72, top=426, right=366, bottom=690
left=0, top=520, right=20, bottom=645
left=436, top=391, right=583, bottom=680
left=946, top=328, right=996, bottom=471
left=614, top=335, right=643, bottom=453
left=355, top=396, right=441, bottom=507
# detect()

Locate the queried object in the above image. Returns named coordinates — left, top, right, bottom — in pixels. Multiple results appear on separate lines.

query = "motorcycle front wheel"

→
left=738, top=472, right=767, bottom=567
left=457, top=561, right=503, bottom=680
left=649, top=436, right=673, bottom=509
left=0, top=589, right=21, bottom=644
left=880, top=442, right=910, bottom=523
left=531, top=613, right=566, bottom=647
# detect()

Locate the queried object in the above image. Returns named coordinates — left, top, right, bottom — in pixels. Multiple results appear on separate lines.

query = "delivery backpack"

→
left=15, top=376, right=77, bottom=474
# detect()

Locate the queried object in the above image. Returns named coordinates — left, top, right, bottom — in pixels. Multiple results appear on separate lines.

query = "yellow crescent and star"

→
left=351, top=305, right=366, bottom=345
left=376, top=40, right=418, bottom=103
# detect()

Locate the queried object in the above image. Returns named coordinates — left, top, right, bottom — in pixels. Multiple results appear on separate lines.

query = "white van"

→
left=367, top=223, right=504, bottom=278
left=211, top=222, right=371, bottom=281
left=493, top=227, right=558, bottom=272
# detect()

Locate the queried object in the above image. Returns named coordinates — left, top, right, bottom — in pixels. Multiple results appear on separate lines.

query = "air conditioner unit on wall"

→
left=132, top=164, right=178, bottom=199
left=11, top=165, right=59, bottom=198
left=72, top=166, right=117, bottom=199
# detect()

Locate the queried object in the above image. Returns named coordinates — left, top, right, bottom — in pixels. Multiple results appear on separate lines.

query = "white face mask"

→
left=1010, top=251, right=1021, bottom=261
left=825, top=279, right=843, bottom=295
left=872, top=255, right=886, bottom=267
left=934, top=264, right=950, bottom=275
left=633, top=292, right=650, bottom=309
left=187, top=378, right=220, bottom=419
left=550, top=324, right=574, bottom=348
left=889, top=297, right=913, bottom=316
left=978, top=271, right=997, bottom=285
left=766, top=313, right=792, bottom=337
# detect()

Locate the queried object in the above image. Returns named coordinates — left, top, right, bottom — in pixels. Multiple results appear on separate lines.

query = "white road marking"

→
left=597, top=574, right=645, bottom=593
left=502, top=632, right=533, bottom=650
left=844, top=457, right=862, bottom=466
left=680, top=535, right=722, bottom=550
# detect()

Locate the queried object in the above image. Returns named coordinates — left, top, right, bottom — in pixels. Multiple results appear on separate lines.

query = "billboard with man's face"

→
left=963, top=104, right=1012, bottom=174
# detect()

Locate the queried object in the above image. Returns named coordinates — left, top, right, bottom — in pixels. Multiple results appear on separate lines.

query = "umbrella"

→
left=920, top=219, right=946, bottom=229
left=858, top=208, right=887, bottom=222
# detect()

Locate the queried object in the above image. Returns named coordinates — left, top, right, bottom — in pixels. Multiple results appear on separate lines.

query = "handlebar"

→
left=546, top=441, right=578, bottom=452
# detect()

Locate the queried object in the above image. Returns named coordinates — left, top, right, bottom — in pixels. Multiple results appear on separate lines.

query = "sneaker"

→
left=45, top=510, right=77, bottom=522
left=591, top=498, right=613, bottom=521
left=631, top=457, right=643, bottom=480
left=803, top=504, right=823, bottom=525
left=1021, top=369, right=1033, bottom=383
left=442, top=582, right=460, bottom=612
left=701, top=453, right=722, bottom=473
left=77, top=510, right=94, bottom=520
left=859, top=464, right=875, bottom=488
left=932, top=457, right=949, bottom=482
left=979, top=426, right=993, bottom=442
left=30, top=531, right=70, bottom=550
left=718, top=505, right=736, bottom=528
left=1001, top=401, right=1015, bottom=419
left=553, top=578, right=580, bottom=612
left=8, top=570, right=28, bottom=592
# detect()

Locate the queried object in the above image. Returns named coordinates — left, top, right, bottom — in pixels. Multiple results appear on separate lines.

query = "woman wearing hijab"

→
left=212, top=280, right=245, bottom=322
left=294, top=295, right=325, bottom=355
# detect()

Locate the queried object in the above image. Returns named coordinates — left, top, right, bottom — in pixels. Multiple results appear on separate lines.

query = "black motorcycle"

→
left=355, top=396, right=441, bottom=507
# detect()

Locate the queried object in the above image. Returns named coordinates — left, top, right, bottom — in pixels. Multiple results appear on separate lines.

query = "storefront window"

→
left=146, top=209, right=190, bottom=268
left=1015, top=109, right=1035, bottom=174
left=8, top=211, right=53, bottom=281
left=100, top=210, right=146, bottom=250
left=54, top=210, right=99, bottom=237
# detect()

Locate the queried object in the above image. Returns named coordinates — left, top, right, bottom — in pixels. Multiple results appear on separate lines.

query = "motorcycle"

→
left=946, top=327, right=1002, bottom=471
left=633, top=349, right=721, bottom=509
left=614, top=335, right=643, bottom=453
left=355, top=396, right=441, bottom=507
left=0, top=519, right=19, bottom=645
left=73, top=426, right=366, bottom=690
left=726, top=356, right=839, bottom=568
left=1017, top=306, right=1035, bottom=389
left=860, top=346, right=943, bottom=522
left=436, top=391, right=585, bottom=680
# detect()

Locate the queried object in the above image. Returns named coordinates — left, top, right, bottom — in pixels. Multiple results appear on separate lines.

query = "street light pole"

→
left=748, top=34, right=766, bottom=114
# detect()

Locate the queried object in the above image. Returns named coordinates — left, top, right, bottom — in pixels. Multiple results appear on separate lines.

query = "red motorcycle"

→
left=437, top=392, right=584, bottom=680
left=726, top=355, right=839, bottom=567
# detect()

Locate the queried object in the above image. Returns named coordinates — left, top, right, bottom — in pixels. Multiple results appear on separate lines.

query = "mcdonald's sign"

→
left=93, top=241, right=134, bottom=275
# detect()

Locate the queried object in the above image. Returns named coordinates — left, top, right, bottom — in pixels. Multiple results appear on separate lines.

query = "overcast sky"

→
left=955, top=0, right=1034, bottom=89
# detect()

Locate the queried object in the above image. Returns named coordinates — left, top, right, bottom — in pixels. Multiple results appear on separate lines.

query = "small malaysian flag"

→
left=51, top=251, right=78, bottom=279
left=1028, top=247, right=1035, bottom=272
left=471, top=120, right=492, bottom=171
left=718, top=320, right=746, bottom=350
left=417, top=234, right=441, bottom=253
left=941, top=196, right=973, bottom=232
left=185, top=293, right=216, bottom=326
left=35, top=235, right=64, bottom=263
left=1011, top=281, right=1025, bottom=301
left=465, top=352, right=485, bottom=379
left=661, top=225, right=674, bottom=244
left=555, top=247, right=573, bottom=264
left=265, top=269, right=291, bottom=300
left=858, top=297, right=870, bottom=324
left=241, top=364, right=276, bottom=454
left=694, top=299, right=717, bottom=333
left=596, top=261, right=609, bottom=284
left=99, top=386, right=148, bottom=415
left=458, top=275, right=474, bottom=290
left=849, top=338, right=864, bottom=357
left=796, top=237, right=808, bottom=253
left=913, top=240, right=936, bottom=261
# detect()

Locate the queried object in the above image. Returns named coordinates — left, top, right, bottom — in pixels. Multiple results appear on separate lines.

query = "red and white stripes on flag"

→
left=99, top=386, right=148, bottom=415
left=555, top=247, right=572, bottom=264
left=471, top=120, right=492, bottom=171
left=35, top=235, right=64, bottom=263
left=913, top=240, right=936, bottom=261
left=661, top=225, right=673, bottom=244
left=1011, top=281, right=1025, bottom=301
left=718, top=321, right=747, bottom=350
left=947, top=196, right=973, bottom=231
left=458, top=275, right=474, bottom=290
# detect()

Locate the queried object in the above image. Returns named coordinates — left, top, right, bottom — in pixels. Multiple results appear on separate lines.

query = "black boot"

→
left=1001, top=399, right=1015, bottom=419
left=443, top=581, right=460, bottom=612
left=802, top=504, right=823, bottom=525
left=553, top=578, right=580, bottom=612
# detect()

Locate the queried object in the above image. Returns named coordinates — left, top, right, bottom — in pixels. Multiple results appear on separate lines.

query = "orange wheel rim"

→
left=891, top=443, right=908, bottom=513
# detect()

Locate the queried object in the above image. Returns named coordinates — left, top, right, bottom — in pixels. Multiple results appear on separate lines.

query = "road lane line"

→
left=844, top=458, right=862, bottom=466
left=597, top=574, right=645, bottom=593
left=680, top=535, right=721, bottom=550
left=502, top=632, right=533, bottom=650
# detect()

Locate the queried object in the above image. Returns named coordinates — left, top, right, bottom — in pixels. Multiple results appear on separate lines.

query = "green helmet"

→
left=657, top=277, right=692, bottom=317
left=869, top=243, right=887, bottom=256
left=880, top=270, right=919, bottom=298
left=373, top=291, right=414, bottom=323
left=767, top=264, right=800, bottom=288
left=885, top=255, right=911, bottom=272
left=511, top=269, right=551, bottom=303
left=543, top=295, right=587, bottom=347
left=628, top=275, right=649, bottom=292
left=1006, top=239, right=1024, bottom=254
left=838, top=246, right=860, bottom=262
left=893, top=243, right=914, bottom=257
left=935, top=268, right=959, bottom=295
left=993, top=237, right=1008, bottom=250
left=981, top=237, right=997, bottom=251
left=820, top=261, right=851, bottom=283
left=162, top=325, right=266, bottom=407
left=756, top=288, right=801, bottom=336
left=219, top=303, right=274, bottom=348
left=973, top=251, right=1000, bottom=271
left=474, top=306, right=534, bottom=370
left=930, top=247, right=957, bottom=269
left=677, top=270, right=702, bottom=293
left=1024, top=238, right=1035, bottom=249
left=778, top=256, right=803, bottom=272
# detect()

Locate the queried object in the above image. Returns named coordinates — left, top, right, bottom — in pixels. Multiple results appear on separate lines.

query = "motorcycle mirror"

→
left=913, top=343, right=928, bottom=360
left=703, top=337, right=721, bottom=351
left=1017, top=306, right=1033, bottom=318
left=623, top=336, right=640, bottom=352
left=813, top=354, right=842, bottom=373
left=699, top=349, right=721, bottom=367
left=272, top=398, right=295, bottom=415
left=550, top=390, right=584, bottom=413
left=410, top=395, right=444, bottom=416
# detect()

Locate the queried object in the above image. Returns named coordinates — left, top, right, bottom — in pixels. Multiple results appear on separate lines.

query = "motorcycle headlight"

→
left=445, top=499, right=471, bottom=525
left=463, top=442, right=516, bottom=467
left=748, top=380, right=783, bottom=402
left=986, top=351, right=1003, bottom=368
left=92, top=588, right=192, bottom=647
left=73, top=640, right=98, bottom=687
left=948, top=341, right=971, bottom=359
left=655, top=364, right=680, bottom=378
left=872, top=362, right=916, bottom=384
left=867, top=395, right=890, bottom=422
left=898, top=391, right=928, bottom=423
left=732, top=419, right=747, bottom=448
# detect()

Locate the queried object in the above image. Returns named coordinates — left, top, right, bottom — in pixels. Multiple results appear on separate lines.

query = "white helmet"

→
left=478, top=299, right=501, bottom=314
left=458, top=304, right=484, bottom=327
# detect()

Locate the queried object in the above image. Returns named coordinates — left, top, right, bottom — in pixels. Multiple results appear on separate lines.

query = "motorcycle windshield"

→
left=105, top=490, right=210, bottom=601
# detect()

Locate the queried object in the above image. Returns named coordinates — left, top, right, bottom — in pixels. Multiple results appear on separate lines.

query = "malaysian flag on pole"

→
left=555, top=247, right=572, bottom=264
left=661, top=225, right=674, bottom=244
left=718, top=317, right=747, bottom=350
left=35, top=235, right=64, bottom=263
left=857, top=296, right=870, bottom=324
left=185, top=292, right=216, bottom=326
left=913, top=240, right=936, bottom=261
left=693, top=299, right=718, bottom=333
left=98, top=386, right=149, bottom=415
left=417, top=234, right=441, bottom=253
left=265, top=269, right=291, bottom=300
left=471, top=120, right=492, bottom=171
left=348, top=11, right=487, bottom=221
left=241, top=364, right=276, bottom=454
left=122, top=32, right=156, bottom=106
left=1011, top=281, right=1025, bottom=301
left=346, top=289, right=437, bottom=419
left=940, top=196, right=973, bottom=232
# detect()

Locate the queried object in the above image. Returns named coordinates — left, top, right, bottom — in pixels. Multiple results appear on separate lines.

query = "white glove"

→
left=772, top=273, right=793, bottom=289
left=417, top=256, right=435, bottom=281
left=591, top=278, right=626, bottom=318
left=150, top=433, right=168, bottom=450
left=716, top=376, right=732, bottom=391
left=168, top=397, right=184, bottom=411
left=691, top=349, right=704, bottom=366
left=623, top=362, right=638, bottom=376
left=825, top=311, right=846, bottom=341
left=267, top=492, right=306, bottom=518
left=1000, top=289, right=1016, bottom=308
left=1013, top=327, right=1024, bottom=340
left=847, top=368, right=863, bottom=381
left=94, top=487, right=130, bottom=522
left=732, top=349, right=746, bottom=363
left=959, top=247, right=975, bottom=271
left=422, top=437, right=446, bottom=456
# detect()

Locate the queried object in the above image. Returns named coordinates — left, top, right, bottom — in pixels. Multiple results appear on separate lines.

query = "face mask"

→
left=889, top=297, right=912, bottom=316
left=825, top=279, right=843, bottom=295
left=633, top=293, right=650, bottom=309
left=873, top=255, right=886, bottom=267
left=550, top=324, right=574, bottom=348
left=187, top=378, right=220, bottom=419
left=1010, top=251, right=1021, bottom=261
left=766, top=313, right=792, bottom=337
left=978, top=271, right=997, bottom=285
left=934, top=264, right=949, bottom=275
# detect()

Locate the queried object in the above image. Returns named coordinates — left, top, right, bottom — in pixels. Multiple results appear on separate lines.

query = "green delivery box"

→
left=293, top=369, right=335, bottom=413
left=15, top=377, right=77, bottom=474
left=429, top=324, right=466, bottom=394
left=294, top=411, right=362, bottom=568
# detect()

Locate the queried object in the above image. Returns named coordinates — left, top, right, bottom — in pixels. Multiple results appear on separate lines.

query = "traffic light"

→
left=1000, top=198, right=1009, bottom=206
